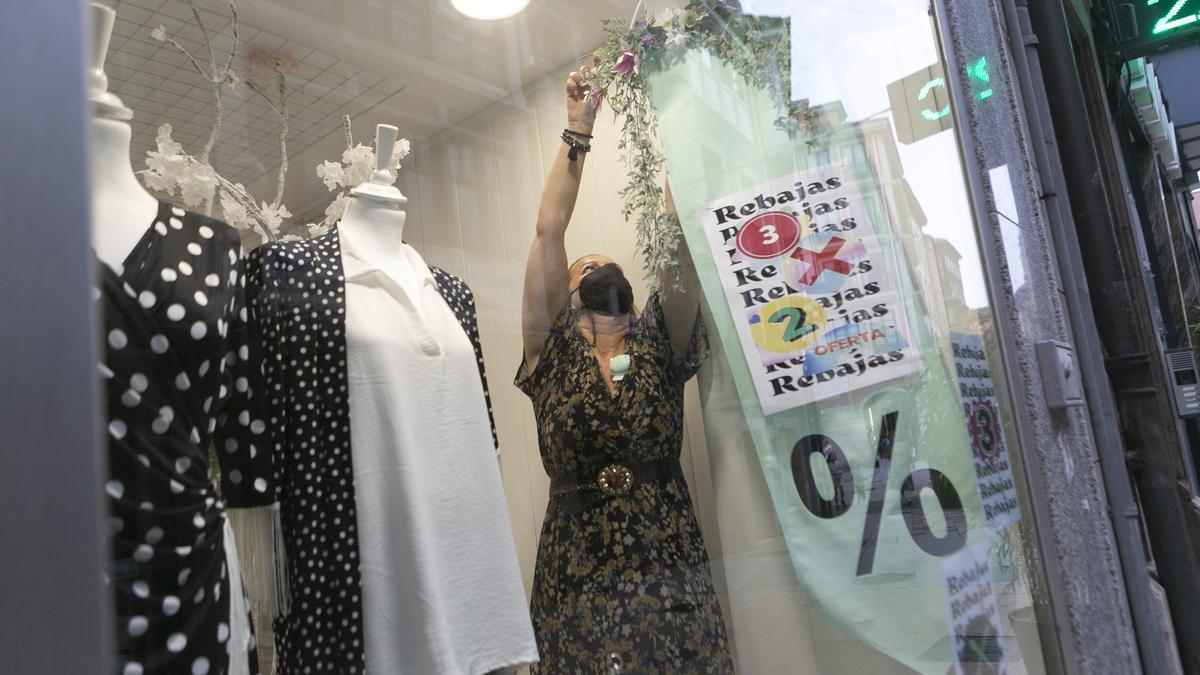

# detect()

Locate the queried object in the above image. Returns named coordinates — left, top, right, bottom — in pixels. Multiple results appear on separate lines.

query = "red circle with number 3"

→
left=736, top=211, right=801, bottom=259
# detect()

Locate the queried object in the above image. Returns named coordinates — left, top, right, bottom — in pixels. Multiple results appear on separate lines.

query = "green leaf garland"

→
left=589, top=1, right=812, bottom=290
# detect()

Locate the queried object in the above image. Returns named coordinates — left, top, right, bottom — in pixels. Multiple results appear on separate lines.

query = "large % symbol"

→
left=790, top=411, right=968, bottom=576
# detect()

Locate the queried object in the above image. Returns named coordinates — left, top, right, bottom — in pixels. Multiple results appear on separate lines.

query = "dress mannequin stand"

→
left=89, top=6, right=264, bottom=674
left=336, top=124, right=423, bottom=302
left=87, top=3, right=158, bottom=270
left=299, top=124, right=538, bottom=674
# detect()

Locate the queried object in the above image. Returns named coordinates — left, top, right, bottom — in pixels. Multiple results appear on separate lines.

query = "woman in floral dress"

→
left=516, top=61, right=733, bottom=674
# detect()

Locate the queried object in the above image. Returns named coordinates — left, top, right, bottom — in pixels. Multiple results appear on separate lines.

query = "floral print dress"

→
left=516, top=294, right=733, bottom=674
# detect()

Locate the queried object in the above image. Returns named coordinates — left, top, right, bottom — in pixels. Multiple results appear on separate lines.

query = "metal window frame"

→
left=0, top=0, right=112, bottom=672
left=928, top=0, right=1080, bottom=673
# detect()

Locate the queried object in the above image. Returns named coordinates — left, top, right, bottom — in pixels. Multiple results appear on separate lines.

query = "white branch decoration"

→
left=141, top=0, right=294, bottom=243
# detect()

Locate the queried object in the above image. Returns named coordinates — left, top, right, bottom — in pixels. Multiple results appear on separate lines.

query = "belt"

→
left=549, top=458, right=683, bottom=498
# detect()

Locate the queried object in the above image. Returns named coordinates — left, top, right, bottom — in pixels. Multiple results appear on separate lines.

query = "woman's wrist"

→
left=566, top=120, right=594, bottom=136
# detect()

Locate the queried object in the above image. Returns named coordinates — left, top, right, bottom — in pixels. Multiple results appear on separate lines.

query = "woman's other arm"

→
left=522, top=62, right=598, bottom=369
left=660, top=181, right=703, bottom=358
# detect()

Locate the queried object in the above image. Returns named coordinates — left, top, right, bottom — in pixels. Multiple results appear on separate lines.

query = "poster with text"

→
left=952, top=332, right=1020, bottom=532
left=701, top=166, right=923, bottom=415
left=647, top=48, right=991, bottom=673
left=942, top=542, right=1008, bottom=675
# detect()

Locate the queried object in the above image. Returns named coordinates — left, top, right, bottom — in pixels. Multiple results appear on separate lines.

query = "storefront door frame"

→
left=0, top=1, right=112, bottom=672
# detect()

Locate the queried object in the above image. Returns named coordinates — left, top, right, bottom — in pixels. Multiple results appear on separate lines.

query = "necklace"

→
left=579, top=312, right=632, bottom=382
left=589, top=336, right=631, bottom=382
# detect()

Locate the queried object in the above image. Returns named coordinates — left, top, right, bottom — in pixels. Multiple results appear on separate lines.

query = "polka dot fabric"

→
left=245, top=228, right=497, bottom=674
left=98, top=201, right=275, bottom=675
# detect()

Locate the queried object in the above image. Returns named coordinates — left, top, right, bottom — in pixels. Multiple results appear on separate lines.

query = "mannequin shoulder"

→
left=251, top=229, right=339, bottom=271
left=170, top=205, right=239, bottom=245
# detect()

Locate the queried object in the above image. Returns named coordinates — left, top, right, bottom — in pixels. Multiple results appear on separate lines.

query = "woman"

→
left=516, top=62, right=734, bottom=673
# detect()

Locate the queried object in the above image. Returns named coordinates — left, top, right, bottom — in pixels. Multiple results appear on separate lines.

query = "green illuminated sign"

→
left=887, top=57, right=995, bottom=145
left=966, top=57, right=993, bottom=101
left=1147, top=0, right=1199, bottom=34
left=1113, top=0, right=1200, bottom=57
left=918, top=77, right=951, bottom=121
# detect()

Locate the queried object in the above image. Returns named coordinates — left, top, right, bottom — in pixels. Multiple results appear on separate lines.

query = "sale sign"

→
left=953, top=332, right=1020, bottom=532
left=701, top=166, right=923, bottom=415
left=942, top=543, right=1008, bottom=675
left=646, top=49, right=997, bottom=673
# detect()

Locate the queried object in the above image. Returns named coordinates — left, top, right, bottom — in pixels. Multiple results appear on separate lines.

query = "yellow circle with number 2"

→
left=749, top=295, right=827, bottom=354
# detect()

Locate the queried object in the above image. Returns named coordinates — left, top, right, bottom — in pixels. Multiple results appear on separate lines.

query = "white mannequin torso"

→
left=90, top=117, right=159, bottom=271
left=337, top=195, right=422, bottom=304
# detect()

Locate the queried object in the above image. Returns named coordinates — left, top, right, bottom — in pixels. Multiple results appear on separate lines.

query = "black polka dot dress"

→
left=246, top=228, right=500, bottom=674
left=98, top=201, right=276, bottom=675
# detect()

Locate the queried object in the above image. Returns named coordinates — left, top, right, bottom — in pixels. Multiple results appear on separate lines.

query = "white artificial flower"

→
left=142, top=124, right=216, bottom=205
left=340, top=144, right=375, bottom=188
left=306, top=222, right=331, bottom=238
left=392, top=138, right=411, bottom=168
left=323, top=193, right=349, bottom=226
left=315, top=160, right=345, bottom=192
left=155, top=124, right=183, bottom=155
left=260, top=202, right=292, bottom=235
left=151, top=25, right=167, bottom=42
left=279, top=233, right=305, bottom=243
left=177, top=163, right=218, bottom=207
left=218, top=188, right=252, bottom=231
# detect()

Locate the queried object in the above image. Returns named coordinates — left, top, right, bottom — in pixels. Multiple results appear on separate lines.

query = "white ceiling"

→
left=105, top=0, right=633, bottom=189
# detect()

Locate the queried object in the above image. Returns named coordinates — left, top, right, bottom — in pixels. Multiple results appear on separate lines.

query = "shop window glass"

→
left=86, top=1, right=1054, bottom=673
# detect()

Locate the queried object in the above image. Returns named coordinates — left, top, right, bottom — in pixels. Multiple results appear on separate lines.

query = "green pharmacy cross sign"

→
left=1113, top=0, right=1200, bottom=57
left=887, top=57, right=994, bottom=145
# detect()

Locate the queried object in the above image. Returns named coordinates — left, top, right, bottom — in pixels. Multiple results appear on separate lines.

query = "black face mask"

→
left=577, top=263, right=634, bottom=316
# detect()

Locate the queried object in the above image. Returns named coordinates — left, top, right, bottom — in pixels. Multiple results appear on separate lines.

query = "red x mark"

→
left=790, top=236, right=852, bottom=286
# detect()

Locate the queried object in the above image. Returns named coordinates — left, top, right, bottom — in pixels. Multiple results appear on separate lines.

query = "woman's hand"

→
left=566, top=57, right=601, bottom=135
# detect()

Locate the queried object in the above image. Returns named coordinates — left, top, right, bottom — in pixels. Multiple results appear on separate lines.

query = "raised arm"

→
left=522, top=62, right=599, bottom=369
left=660, top=180, right=703, bottom=359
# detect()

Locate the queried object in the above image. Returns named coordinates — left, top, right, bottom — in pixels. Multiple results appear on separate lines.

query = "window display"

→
left=85, top=1, right=1062, bottom=674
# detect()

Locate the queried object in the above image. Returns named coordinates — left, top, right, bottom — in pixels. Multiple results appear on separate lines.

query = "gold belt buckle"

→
left=597, top=464, right=634, bottom=496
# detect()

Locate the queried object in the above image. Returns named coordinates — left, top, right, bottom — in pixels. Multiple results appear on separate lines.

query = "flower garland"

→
left=588, top=1, right=809, bottom=289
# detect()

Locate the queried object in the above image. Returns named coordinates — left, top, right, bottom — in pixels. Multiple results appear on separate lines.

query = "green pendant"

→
left=610, top=354, right=631, bottom=381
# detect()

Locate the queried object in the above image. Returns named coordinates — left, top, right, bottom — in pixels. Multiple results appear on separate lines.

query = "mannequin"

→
left=336, top=124, right=423, bottom=304
left=248, top=124, right=535, bottom=674
left=87, top=3, right=158, bottom=270
left=89, top=6, right=274, bottom=675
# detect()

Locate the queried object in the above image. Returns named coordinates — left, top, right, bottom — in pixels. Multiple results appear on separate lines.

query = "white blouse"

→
left=341, top=240, right=537, bottom=674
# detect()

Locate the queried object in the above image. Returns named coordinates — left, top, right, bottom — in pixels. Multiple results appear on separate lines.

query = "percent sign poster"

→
left=701, top=165, right=923, bottom=415
left=646, top=51, right=991, bottom=672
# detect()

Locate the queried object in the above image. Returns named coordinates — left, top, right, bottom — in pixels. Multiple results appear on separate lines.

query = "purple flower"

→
left=587, top=88, right=604, bottom=110
left=612, top=50, right=637, bottom=76
left=641, top=31, right=661, bottom=49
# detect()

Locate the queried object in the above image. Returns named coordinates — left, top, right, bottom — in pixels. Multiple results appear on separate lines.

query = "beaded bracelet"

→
left=561, top=129, right=592, bottom=160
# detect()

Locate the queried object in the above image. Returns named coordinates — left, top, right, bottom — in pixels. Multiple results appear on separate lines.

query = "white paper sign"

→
left=700, top=165, right=923, bottom=415
left=952, top=332, right=1020, bottom=532
left=942, top=542, right=1008, bottom=675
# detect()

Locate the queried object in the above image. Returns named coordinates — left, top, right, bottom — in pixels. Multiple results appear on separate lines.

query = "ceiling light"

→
left=451, top=0, right=530, bottom=20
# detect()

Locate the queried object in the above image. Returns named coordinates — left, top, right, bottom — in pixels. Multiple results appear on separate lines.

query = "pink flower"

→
left=587, top=88, right=604, bottom=111
left=612, top=51, right=637, bottom=76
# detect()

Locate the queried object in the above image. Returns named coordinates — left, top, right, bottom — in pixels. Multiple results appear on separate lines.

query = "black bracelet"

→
left=561, top=129, right=592, bottom=160
left=564, top=128, right=594, bottom=139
